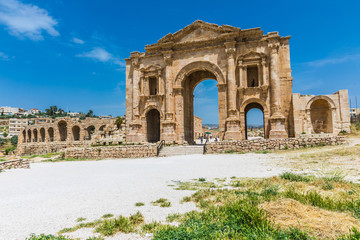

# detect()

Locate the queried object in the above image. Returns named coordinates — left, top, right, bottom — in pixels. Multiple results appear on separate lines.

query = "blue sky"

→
left=1, top=0, right=360, bottom=124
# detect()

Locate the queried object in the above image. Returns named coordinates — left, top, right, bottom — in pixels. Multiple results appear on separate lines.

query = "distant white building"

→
left=8, top=118, right=29, bottom=137
left=68, top=112, right=80, bottom=117
left=99, top=115, right=112, bottom=119
left=0, top=106, right=26, bottom=116
left=26, top=108, right=41, bottom=115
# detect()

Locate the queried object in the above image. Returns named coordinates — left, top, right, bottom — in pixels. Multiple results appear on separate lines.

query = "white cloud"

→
left=0, top=0, right=59, bottom=40
left=307, top=53, right=360, bottom=67
left=0, top=52, right=9, bottom=60
left=72, top=37, right=84, bottom=44
left=76, top=47, right=125, bottom=67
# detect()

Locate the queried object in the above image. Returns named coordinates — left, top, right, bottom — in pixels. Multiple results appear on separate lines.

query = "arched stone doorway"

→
left=58, top=121, right=67, bottom=141
left=48, top=127, right=54, bottom=142
left=244, top=102, right=264, bottom=139
left=310, top=99, right=333, bottom=133
left=40, top=128, right=45, bottom=142
left=22, top=130, right=26, bottom=142
left=72, top=126, right=80, bottom=141
left=27, top=129, right=32, bottom=143
left=146, top=109, right=160, bottom=143
left=86, top=125, right=95, bottom=140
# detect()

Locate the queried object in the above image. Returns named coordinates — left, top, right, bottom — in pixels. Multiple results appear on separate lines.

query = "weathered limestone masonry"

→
left=0, top=159, right=30, bottom=171
left=126, top=20, right=350, bottom=144
left=205, top=136, right=346, bottom=153
left=17, top=117, right=126, bottom=155
left=64, top=144, right=157, bottom=159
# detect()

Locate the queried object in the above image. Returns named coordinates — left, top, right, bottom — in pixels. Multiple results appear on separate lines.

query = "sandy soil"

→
left=0, top=153, right=284, bottom=240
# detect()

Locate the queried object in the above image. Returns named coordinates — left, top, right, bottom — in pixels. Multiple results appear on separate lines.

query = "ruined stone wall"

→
left=205, top=136, right=345, bottom=153
left=0, top=159, right=30, bottom=171
left=64, top=144, right=157, bottom=159
left=17, top=116, right=126, bottom=156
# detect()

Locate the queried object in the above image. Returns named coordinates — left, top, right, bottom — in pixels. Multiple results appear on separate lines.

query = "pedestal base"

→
left=269, top=117, right=288, bottom=139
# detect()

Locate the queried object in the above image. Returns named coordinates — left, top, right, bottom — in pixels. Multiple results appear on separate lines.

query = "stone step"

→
left=158, top=145, right=204, bottom=157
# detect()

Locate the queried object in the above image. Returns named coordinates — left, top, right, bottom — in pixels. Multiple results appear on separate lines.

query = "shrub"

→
left=5, top=146, right=16, bottom=155
left=10, top=135, right=18, bottom=146
left=198, top=177, right=206, bottom=182
left=135, top=202, right=145, bottom=206
left=102, top=213, right=114, bottom=218
left=26, top=234, right=71, bottom=240
left=280, top=172, right=312, bottom=182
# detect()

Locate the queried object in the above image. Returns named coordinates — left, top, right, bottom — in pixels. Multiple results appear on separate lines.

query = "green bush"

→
left=5, top=146, right=16, bottom=155
left=280, top=172, right=312, bottom=182
left=27, top=234, right=71, bottom=240
left=10, top=135, right=18, bottom=146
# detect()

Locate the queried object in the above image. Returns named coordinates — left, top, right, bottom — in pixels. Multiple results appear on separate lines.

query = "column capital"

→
left=162, top=50, right=173, bottom=66
left=224, top=41, right=236, bottom=58
left=268, top=43, right=280, bottom=54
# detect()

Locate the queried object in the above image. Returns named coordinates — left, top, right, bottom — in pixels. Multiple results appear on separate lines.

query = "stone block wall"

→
left=0, top=159, right=30, bottom=171
left=205, top=136, right=346, bottom=153
left=64, top=144, right=157, bottom=159
left=17, top=142, right=88, bottom=155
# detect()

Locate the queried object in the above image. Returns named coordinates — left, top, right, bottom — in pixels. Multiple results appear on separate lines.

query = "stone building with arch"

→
left=125, top=20, right=350, bottom=144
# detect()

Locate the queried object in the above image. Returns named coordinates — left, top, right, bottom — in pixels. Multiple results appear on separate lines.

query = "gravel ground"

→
left=0, top=153, right=285, bottom=240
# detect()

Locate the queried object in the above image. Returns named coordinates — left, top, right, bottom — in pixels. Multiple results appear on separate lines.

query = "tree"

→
left=3, top=132, right=8, bottom=138
left=45, top=106, right=58, bottom=116
left=86, top=110, right=94, bottom=117
left=10, top=135, right=18, bottom=146
left=115, top=116, right=124, bottom=129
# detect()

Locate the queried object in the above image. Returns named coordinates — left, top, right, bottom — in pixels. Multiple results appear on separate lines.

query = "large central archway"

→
left=146, top=109, right=160, bottom=143
left=174, top=61, right=226, bottom=144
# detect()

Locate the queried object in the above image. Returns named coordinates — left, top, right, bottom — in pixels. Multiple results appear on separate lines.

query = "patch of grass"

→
left=95, top=212, right=144, bottom=236
left=142, top=221, right=162, bottom=233
left=280, top=172, right=313, bottom=182
left=166, top=213, right=182, bottom=222
left=135, top=202, right=145, bottom=206
left=102, top=213, right=114, bottom=218
left=198, top=177, right=206, bottom=182
left=152, top=198, right=171, bottom=208
left=58, top=219, right=103, bottom=234
left=255, top=150, right=271, bottom=154
left=76, top=217, right=86, bottom=222
left=27, top=234, right=72, bottom=240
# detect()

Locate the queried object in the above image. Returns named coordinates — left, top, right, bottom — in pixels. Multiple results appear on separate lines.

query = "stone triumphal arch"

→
left=125, top=20, right=350, bottom=144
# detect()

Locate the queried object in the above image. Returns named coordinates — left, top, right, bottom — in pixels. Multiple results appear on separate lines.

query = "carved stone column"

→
left=173, top=87, right=184, bottom=144
left=163, top=50, right=173, bottom=120
left=225, top=42, right=237, bottom=115
left=257, top=63, right=262, bottom=86
left=268, top=42, right=288, bottom=139
left=224, top=41, right=241, bottom=140
left=261, top=58, right=267, bottom=86
left=238, top=60, right=243, bottom=88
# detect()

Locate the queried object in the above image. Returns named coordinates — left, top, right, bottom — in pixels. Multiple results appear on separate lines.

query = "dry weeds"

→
left=260, top=198, right=360, bottom=239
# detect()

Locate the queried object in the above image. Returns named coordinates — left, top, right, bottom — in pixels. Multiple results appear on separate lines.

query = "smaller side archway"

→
left=33, top=129, right=38, bottom=142
left=40, top=128, right=45, bottom=142
left=58, top=121, right=67, bottom=141
left=48, top=127, right=54, bottom=142
left=244, top=102, right=265, bottom=140
left=27, top=129, right=32, bottom=143
left=22, top=130, right=26, bottom=143
left=240, top=98, right=269, bottom=140
left=86, top=125, right=95, bottom=140
left=72, top=126, right=80, bottom=141
left=146, top=108, right=161, bottom=143
left=309, top=99, right=333, bottom=133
